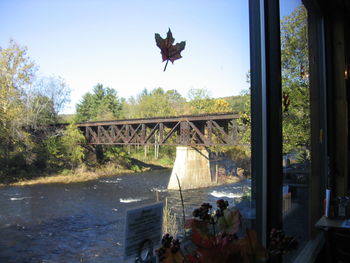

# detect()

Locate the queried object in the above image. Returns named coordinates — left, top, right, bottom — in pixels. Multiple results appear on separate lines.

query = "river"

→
left=0, top=169, right=251, bottom=263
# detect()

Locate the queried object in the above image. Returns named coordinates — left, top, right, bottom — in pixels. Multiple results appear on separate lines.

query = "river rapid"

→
left=0, top=169, right=251, bottom=263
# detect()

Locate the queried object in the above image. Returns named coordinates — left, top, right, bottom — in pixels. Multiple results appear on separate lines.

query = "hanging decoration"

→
left=155, top=28, right=186, bottom=71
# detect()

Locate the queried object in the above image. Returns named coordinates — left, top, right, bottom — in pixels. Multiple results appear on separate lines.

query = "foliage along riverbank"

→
left=0, top=158, right=172, bottom=187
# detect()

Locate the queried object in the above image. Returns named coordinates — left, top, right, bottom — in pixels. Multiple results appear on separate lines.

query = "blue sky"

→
left=0, top=0, right=301, bottom=114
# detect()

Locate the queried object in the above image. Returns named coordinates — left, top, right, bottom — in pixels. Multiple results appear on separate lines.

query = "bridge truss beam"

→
left=76, top=113, right=240, bottom=146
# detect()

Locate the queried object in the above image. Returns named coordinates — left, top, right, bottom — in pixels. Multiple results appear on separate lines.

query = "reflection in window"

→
left=280, top=1, right=310, bottom=261
left=0, top=1, right=254, bottom=262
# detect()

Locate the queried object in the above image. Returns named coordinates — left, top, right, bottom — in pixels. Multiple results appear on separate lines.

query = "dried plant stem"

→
left=163, top=197, right=178, bottom=237
left=175, top=173, right=186, bottom=227
left=163, top=197, right=168, bottom=234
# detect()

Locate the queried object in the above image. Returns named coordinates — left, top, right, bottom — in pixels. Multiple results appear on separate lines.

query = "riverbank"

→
left=0, top=159, right=172, bottom=187
left=4, top=169, right=131, bottom=187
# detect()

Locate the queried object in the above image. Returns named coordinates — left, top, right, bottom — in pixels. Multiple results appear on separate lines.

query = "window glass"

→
left=280, top=1, right=311, bottom=261
left=0, top=1, right=253, bottom=262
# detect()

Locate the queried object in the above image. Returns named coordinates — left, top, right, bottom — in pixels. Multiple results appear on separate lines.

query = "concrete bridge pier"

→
left=167, top=146, right=213, bottom=190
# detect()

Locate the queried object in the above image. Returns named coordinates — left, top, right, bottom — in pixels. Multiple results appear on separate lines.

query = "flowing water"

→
left=0, top=169, right=251, bottom=263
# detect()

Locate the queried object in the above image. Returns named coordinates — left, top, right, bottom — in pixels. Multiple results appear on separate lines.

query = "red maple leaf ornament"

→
left=155, top=28, right=186, bottom=71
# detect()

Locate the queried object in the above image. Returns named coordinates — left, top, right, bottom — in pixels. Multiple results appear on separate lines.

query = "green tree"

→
left=0, top=40, right=36, bottom=171
left=0, top=40, right=72, bottom=181
left=239, top=6, right=309, bottom=158
left=25, top=95, right=55, bottom=128
left=226, top=94, right=249, bottom=113
left=75, top=83, right=123, bottom=122
left=187, top=88, right=234, bottom=114
left=127, top=87, right=187, bottom=118
left=187, top=88, right=213, bottom=114
left=237, top=90, right=251, bottom=145
left=281, top=6, right=310, bottom=156
left=61, top=123, right=85, bottom=168
left=44, top=123, right=85, bottom=169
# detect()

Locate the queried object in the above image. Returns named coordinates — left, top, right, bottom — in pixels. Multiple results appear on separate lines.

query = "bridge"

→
left=76, top=112, right=240, bottom=146
left=76, top=112, right=242, bottom=190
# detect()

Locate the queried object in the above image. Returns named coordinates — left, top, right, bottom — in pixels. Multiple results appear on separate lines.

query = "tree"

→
left=165, top=89, right=188, bottom=115
left=280, top=6, right=310, bottom=156
left=187, top=88, right=213, bottom=114
left=187, top=88, right=234, bottom=114
left=25, top=94, right=56, bottom=128
left=209, top=99, right=232, bottom=113
left=239, top=5, right=309, bottom=158
left=23, top=76, right=70, bottom=130
left=187, top=88, right=211, bottom=101
left=75, top=83, right=123, bottom=122
left=61, top=123, right=85, bottom=168
left=34, top=76, right=71, bottom=114
left=0, top=40, right=36, bottom=170
left=0, top=40, right=73, bottom=181
left=227, top=94, right=249, bottom=113
left=44, top=123, right=85, bottom=169
left=127, top=87, right=187, bottom=118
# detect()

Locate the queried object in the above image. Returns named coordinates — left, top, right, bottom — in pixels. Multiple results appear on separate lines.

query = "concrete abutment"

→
left=167, top=147, right=214, bottom=190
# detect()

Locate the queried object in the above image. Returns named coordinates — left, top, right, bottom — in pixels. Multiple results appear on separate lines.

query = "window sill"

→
left=292, top=232, right=325, bottom=263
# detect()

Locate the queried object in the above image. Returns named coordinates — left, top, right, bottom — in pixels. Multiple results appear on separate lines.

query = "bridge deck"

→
left=76, top=112, right=238, bottom=127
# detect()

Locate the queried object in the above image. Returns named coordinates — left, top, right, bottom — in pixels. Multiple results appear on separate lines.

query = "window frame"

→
left=249, top=0, right=283, bottom=246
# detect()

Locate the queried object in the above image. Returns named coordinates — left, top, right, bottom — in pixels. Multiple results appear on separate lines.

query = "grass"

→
left=3, top=166, right=134, bottom=187
left=129, top=150, right=175, bottom=168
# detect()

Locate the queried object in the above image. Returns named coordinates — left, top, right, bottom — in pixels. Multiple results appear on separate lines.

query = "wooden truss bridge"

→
left=76, top=112, right=240, bottom=146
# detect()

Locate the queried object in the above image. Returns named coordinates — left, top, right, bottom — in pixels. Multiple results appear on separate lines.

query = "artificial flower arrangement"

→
left=156, top=199, right=269, bottom=263
left=268, top=228, right=298, bottom=259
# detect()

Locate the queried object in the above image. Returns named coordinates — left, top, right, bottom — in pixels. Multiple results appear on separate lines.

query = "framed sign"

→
left=124, top=202, right=163, bottom=262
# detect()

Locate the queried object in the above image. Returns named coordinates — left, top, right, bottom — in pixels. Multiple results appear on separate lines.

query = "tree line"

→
left=73, top=84, right=246, bottom=123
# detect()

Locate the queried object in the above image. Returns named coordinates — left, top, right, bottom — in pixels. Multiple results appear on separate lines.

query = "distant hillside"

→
left=222, top=94, right=249, bottom=113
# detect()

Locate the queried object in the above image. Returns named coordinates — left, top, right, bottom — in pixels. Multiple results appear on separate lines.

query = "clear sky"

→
left=0, top=0, right=301, bottom=114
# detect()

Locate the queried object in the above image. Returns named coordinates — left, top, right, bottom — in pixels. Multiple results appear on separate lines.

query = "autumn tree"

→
left=0, top=40, right=72, bottom=181
left=187, top=88, right=234, bottom=114
left=210, top=98, right=232, bottom=113
left=0, top=40, right=36, bottom=171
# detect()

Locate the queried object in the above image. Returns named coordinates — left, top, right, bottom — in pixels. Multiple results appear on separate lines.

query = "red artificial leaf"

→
left=185, top=219, right=216, bottom=248
left=155, top=28, right=186, bottom=71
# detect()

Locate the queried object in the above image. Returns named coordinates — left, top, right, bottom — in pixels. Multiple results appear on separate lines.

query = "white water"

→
left=100, top=179, right=122, bottom=184
left=10, top=197, right=31, bottom=201
left=119, top=198, right=142, bottom=203
left=210, top=190, right=243, bottom=199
